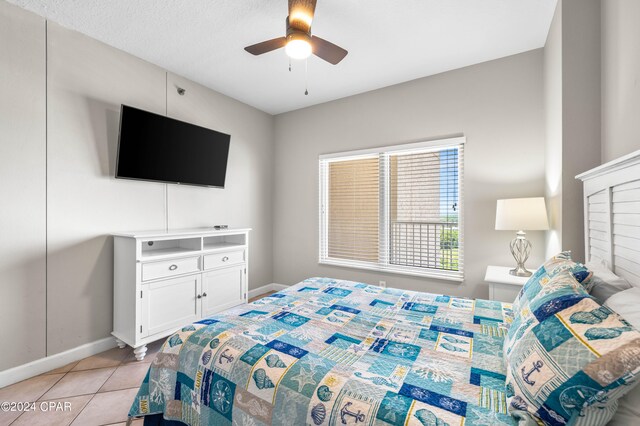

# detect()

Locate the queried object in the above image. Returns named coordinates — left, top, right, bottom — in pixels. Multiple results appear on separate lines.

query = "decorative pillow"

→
left=505, top=268, right=591, bottom=355
left=605, top=287, right=640, bottom=426
left=512, top=251, right=593, bottom=316
left=504, top=271, right=640, bottom=425
left=507, top=252, right=593, bottom=352
left=586, top=259, right=632, bottom=305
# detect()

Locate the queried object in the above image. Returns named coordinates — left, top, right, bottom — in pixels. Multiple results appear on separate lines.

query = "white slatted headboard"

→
left=577, top=150, right=640, bottom=288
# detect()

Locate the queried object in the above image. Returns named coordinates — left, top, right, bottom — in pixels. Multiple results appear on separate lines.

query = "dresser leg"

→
left=115, top=338, right=127, bottom=349
left=133, top=345, right=148, bottom=361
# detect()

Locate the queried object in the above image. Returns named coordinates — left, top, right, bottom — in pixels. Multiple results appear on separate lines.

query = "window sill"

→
left=318, top=258, right=464, bottom=282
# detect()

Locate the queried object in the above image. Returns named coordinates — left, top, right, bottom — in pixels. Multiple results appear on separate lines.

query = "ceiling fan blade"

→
left=244, top=37, right=287, bottom=55
left=311, top=36, right=348, bottom=65
left=288, top=0, right=317, bottom=33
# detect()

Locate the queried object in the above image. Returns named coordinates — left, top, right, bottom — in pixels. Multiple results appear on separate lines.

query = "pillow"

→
left=507, top=252, right=593, bottom=352
left=512, top=251, right=593, bottom=315
left=585, top=259, right=632, bottom=305
left=605, top=287, right=640, bottom=426
left=505, top=268, right=591, bottom=356
left=607, top=384, right=640, bottom=426
left=605, top=287, right=640, bottom=326
left=504, top=271, right=640, bottom=426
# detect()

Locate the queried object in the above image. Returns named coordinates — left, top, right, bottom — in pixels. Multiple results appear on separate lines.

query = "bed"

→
left=128, top=277, right=516, bottom=425
left=128, top=150, right=640, bottom=426
left=577, top=149, right=640, bottom=288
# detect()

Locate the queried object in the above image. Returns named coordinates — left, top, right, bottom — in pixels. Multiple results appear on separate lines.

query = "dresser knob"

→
left=222, top=256, right=229, bottom=262
left=169, top=264, right=178, bottom=271
left=197, top=294, right=202, bottom=299
left=202, top=292, right=207, bottom=297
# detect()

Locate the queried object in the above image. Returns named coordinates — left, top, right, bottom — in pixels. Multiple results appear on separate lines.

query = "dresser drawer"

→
left=203, top=250, right=245, bottom=270
left=141, top=256, right=200, bottom=282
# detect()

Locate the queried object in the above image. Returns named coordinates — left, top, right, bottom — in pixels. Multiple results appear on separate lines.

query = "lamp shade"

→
left=495, top=197, right=549, bottom=231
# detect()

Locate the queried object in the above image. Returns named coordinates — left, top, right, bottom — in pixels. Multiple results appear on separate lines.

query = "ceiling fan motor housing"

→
left=286, top=17, right=311, bottom=40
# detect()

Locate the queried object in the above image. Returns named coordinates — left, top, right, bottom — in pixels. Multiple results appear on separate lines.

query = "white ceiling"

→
left=8, top=0, right=557, bottom=114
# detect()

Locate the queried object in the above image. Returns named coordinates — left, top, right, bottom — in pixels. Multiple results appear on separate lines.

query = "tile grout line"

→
left=67, top=361, right=151, bottom=375
left=82, top=350, right=159, bottom=424
left=67, top=390, right=98, bottom=426
left=8, top=353, right=130, bottom=425
left=94, top=361, right=120, bottom=395
left=8, top=368, right=67, bottom=426
left=95, top=385, right=146, bottom=426
left=61, top=356, right=127, bottom=426
left=70, top=386, right=143, bottom=425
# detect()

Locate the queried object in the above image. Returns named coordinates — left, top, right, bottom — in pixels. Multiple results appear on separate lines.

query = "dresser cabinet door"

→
left=141, top=275, right=201, bottom=337
left=201, top=265, right=245, bottom=318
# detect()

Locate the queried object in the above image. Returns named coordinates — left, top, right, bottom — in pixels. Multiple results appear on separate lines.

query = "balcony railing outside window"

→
left=390, top=221, right=459, bottom=271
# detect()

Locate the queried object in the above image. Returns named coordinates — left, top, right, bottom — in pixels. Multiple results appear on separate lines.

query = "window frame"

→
left=319, top=137, right=465, bottom=282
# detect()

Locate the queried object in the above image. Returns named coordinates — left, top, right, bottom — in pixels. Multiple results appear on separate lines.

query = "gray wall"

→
left=0, top=2, right=275, bottom=370
left=46, top=17, right=168, bottom=357
left=601, top=0, right=640, bottom=162
left=273, top=50, right=546, bottom=299
left=165, top=73, right=274, bottom=287
left=543, top=0, right=602, bottom=263
left=544, top=2, right=563, bottom=258
left=0, top=2, right=46, bottom=370
left=560, top=0, right=601, bottom=263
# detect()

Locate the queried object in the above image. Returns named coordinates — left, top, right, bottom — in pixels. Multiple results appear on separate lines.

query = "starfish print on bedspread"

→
left=289, top=366, right=317, bottom=392
left=302, top=356, right=328, bottom=371
left=468, top=407, right=501, bottom=426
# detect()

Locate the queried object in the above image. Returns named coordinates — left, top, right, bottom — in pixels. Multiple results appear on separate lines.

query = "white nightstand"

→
left=485, top=266, right=530, bottom=303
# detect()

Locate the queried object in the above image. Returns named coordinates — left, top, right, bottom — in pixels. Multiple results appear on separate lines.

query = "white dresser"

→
left=112, top=228, right=250, bottom=360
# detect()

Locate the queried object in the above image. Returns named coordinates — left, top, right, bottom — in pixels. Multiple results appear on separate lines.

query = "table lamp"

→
left=495, top=197, right=549, bottom=277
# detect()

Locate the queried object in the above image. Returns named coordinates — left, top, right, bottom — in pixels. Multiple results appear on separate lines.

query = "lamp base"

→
left=509, top=266, right=532, bottom=277
left=509, top=231, right=532, bottom=278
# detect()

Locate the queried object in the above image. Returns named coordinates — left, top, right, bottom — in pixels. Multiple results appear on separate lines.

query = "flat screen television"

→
left=116, top=105, right=230, bottom=188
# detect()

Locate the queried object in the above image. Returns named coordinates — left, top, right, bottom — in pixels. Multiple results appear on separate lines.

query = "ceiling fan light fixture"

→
left=285, top=32, right=312, bottom=60
left=244, top=0, right=347, bottom=65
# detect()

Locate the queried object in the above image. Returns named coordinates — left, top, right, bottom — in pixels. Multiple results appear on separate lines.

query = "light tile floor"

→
left=1, top=291, right=275, bottom=426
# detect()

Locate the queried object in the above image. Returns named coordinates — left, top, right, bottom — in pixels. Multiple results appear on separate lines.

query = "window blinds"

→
left=327, top=157, right=379, bottom=263
left=319, top=138, right=464, bottom=281
left=389, top=149, right=461, bottom=272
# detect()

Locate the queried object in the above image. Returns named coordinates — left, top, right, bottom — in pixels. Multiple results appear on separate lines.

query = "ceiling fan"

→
left=244, top=0, right=348, bottom=65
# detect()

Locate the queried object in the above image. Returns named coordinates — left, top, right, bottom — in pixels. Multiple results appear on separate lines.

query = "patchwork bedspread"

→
left=129, top=278, right=517, bottom=425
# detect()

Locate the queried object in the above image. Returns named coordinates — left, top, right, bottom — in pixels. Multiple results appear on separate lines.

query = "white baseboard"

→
left=248, top=283, right=288, bottom=299
left=1, top=284, right=289, bottom=388
left=0, top=336, right=117, bottom=388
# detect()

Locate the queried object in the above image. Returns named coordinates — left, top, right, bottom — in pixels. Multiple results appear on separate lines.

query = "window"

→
left=319, top=137, right=464, bottom=281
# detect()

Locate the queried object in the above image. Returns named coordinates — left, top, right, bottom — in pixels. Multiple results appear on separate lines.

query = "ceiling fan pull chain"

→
left=289, top=57, right=292, bottom=72
left=304, top=58, right=309, bottom=96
